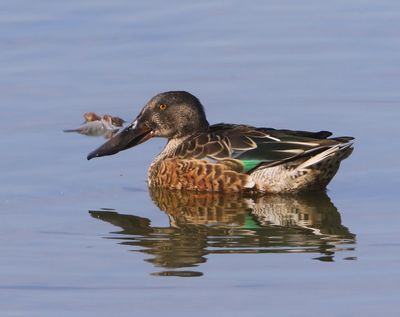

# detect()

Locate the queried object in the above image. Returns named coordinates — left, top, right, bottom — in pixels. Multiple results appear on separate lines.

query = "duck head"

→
left=84, top=112, right=102, bottom=122
left=87, top=91, right=209, bottom=160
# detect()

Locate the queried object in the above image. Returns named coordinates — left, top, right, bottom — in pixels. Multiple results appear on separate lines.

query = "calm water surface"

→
left=1, top=1, right=399, bottom=316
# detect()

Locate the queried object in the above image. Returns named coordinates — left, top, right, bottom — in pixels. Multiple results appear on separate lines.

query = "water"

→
left=90, top=190, right=356, bottom=275
left=1, top=0, right=399, bottom=316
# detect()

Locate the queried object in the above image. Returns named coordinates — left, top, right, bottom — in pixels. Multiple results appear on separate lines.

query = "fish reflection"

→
left=90, top=189, right=355, bottom=277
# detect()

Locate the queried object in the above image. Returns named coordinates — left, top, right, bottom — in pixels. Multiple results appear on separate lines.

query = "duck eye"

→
left=159, top=104, right=167, bottom=111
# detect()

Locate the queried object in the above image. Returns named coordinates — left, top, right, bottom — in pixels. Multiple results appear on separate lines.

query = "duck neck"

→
left=148, top=136, right=190, bottom=172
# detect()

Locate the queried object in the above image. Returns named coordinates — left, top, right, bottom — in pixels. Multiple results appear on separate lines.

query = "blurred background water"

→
left=1, top=0, right=399, bottom=316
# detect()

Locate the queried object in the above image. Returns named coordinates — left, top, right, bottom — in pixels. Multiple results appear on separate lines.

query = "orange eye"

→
left=159, top=104, right=167, bottom=110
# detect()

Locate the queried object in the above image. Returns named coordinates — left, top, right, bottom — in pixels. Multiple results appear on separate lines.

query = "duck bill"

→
left=87, top=119, right=154, bottom=160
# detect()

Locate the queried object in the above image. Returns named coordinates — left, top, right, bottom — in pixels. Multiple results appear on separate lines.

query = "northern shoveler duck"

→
left=87, top=91, right=354, bottom=193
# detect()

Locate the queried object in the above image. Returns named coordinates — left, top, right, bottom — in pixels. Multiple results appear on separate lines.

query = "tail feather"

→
left=330, top=136, right=354, bottom=142
left=296, top=142, right=353, bottom=170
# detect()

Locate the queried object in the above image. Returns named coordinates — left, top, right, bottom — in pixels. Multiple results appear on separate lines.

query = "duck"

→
left=83, top=112, right=102, bottom=123
left=87, top=91, right=354, bottom=193
left=104, top=114, right=126, bottom=128
left=64, top=114, right=119, bottom=138
left=83, top=112, right=126, bottom=128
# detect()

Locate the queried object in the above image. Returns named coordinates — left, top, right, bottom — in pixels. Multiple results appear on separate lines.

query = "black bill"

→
left=87, top=119, right=154, bottom=160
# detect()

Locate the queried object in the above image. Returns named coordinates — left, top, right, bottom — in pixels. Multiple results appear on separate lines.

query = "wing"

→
left=173, top=124, right=353, bottom=173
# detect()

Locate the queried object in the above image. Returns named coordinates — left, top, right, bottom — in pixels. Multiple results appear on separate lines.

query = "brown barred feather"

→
left=149, top=158, right=254, bottom=192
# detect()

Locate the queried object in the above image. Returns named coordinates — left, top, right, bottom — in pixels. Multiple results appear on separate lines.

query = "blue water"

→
left=1, top=1, right=399, bottom=316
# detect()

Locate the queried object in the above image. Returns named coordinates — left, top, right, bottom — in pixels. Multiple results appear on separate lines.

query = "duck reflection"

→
left=90, top=189, right=355, bottom=277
